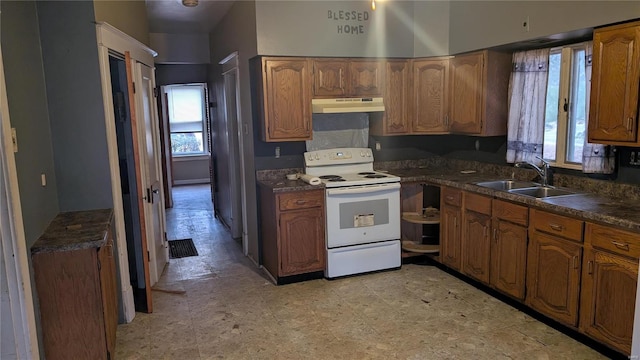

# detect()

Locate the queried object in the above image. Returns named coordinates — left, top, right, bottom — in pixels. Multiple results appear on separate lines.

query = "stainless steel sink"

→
left=508, top=186, right=580, bottom=199
left=475, top=180, right=540, bottom=191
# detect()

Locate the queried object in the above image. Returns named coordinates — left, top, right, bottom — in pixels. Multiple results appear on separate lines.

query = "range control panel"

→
left=304, top=148, right=373, bottom=166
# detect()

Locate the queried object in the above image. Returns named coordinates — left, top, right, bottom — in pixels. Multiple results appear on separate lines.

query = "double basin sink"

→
left=475, top=180, right=581, bottom=199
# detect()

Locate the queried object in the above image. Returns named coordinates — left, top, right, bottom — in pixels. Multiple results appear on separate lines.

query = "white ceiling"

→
left=145, top=0, right=236, bottom=34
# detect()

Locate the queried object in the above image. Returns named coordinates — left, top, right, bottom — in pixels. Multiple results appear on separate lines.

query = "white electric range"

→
left=304, top=148, right=401, bottom=278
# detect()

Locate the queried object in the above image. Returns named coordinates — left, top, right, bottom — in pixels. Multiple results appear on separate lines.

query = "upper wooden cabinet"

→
left=256, top=57, right=312, bottom=142
left=449, top=50, right=511, bottom=136
left=313, top=59, right=348, bottom=97
left=371, top=60, right=412, bottom=136
left=589, top=21, right=640, bottom=146
left=413, top=58, right=449, bottom=134
left=349, top=60, right=384, bottom=96
left=312, top=59, right=383, bottom=98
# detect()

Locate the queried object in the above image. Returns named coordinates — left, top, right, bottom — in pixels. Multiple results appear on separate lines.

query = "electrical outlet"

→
left=275, top=146, right=280, bottom=158
left=522, top=16, right=530, bottom=33
left=375, top=142, right=381, bottom=151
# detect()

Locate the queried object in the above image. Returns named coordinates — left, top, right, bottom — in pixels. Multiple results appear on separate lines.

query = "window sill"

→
left=172, top=154, right=210, bottom=162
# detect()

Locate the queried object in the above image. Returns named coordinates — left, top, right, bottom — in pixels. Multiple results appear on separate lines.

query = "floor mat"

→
left=168, top=238, right=198, bottom=259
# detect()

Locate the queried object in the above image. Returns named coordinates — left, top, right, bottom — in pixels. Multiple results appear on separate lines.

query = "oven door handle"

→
left=325, top=182, right=400, bottom=196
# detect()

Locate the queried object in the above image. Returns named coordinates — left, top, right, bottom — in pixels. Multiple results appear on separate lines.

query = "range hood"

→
left=312, top=97, right=385, bottom=114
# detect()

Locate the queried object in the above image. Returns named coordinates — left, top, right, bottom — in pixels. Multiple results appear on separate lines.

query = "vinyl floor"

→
left=114, top=184, right=609, bottom=359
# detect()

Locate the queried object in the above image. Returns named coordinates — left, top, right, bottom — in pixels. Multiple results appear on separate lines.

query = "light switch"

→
left=41, top=173, right=46, bottom=187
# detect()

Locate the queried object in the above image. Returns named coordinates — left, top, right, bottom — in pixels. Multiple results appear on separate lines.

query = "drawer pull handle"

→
left=296, top=200, right=307, bottom=205
left=587, top=260, right=593, bottom=275
left=612, top=241, right=630, bottom=251
left=573, top=256, right=579, bottom=269
left=549, top=223, right=564, bottom=231
left=446, top=196, right=455, bottom=202
left=493, top=228, right=498, bottom=242
left=627, top=117, right=634, bottom=132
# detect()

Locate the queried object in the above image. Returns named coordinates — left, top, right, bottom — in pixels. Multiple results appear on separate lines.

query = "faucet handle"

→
left=535, top=155, right=550, bottom=167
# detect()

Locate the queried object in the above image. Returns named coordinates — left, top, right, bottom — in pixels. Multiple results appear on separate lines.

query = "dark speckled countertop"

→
left=391, top=167, right=640, bottom=233
left=31, top=209, right=114, bottom=254
left=258, top=162, right=640, bottom=233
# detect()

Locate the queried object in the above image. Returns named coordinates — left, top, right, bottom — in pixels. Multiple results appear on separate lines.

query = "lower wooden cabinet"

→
left=31, top=210, right=118, bottom=360
left=440, top=187, right=462, bottom=270
left=461, top=193, right=492, bottom=284
left=580, top=223, right=639, bottom=355
left=490, top=200, right=528, bottom=300
left=260, top=188, right=326, bottom=282
left=527, top=229, right=583, bottom=327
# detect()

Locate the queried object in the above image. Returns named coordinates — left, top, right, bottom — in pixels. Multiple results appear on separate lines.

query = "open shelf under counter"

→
left=402, top=208, right=440, bottom=225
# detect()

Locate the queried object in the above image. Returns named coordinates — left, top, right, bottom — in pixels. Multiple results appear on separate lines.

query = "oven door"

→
left=325, top=182, right=400, bottom=248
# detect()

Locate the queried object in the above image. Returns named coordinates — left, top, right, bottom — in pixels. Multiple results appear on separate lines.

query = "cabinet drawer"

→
left=464, top=192, right=491, bottom=215
left=442, top=187, right=462, bottom=207
left=586, top=223, right=640, bottom=259
left=493, top=200, right=528, bottom=226
left=278, top=190, right=324, bottom=211
left=531, top=209, right=583, bottom=242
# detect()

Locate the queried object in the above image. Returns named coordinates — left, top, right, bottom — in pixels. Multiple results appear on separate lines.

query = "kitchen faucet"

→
left=514, top=156, right=552, bottom=187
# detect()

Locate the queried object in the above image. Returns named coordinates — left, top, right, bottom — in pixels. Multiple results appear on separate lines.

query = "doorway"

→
left=218, top=52, right=247, bottom=253
left=108, top=54, right=150, bottom=312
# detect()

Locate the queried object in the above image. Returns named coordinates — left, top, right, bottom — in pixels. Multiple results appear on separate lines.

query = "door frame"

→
left=220, top=52, right=248, bottom=254
left=0, top=40, right=40, bottom=360
left=96, top=22, right=157, bottom=321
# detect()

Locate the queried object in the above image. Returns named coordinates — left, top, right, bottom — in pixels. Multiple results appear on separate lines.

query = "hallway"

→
left=114, top=185, right=609, bottom=359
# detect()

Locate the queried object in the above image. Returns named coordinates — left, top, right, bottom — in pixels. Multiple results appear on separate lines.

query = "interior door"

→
left=136, top=63, right=167, bottom=286
left=222, top=70, right=243, bottom=239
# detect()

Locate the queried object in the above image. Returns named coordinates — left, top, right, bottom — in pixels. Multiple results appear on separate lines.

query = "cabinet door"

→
left=313, top=59, right=348, bottom=97
left=349, top=60, right=383, bottom=96
left=449, top=52, right=484, bottom=134
left=382, top=60, right=412, bottom=134
left=462, top=210, right=491, bottom=284
left=589, top=22, right=640, bottom=145
left=413, top=58, right=449, bottom=133
left=580, top=248, right=638, bottom=355
left=263, top=58, right=312, bottom=141
left=527, top=231, right=582, bottom=327
left=441, top=203, right=462, bottom=270
left=98, top=239, right=118, bottom=358
left=280, top=208, right=326, bottom=276
left=491, top=219, right=527, bottom=300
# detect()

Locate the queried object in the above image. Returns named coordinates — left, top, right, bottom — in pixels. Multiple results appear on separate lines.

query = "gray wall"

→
left=1, top=1, right=59, bottom=247
left=413, top=1, right=450, bottom=57
left=37, top=1, right=114, bottom=211
left=209, top=0, right=259, bottom=263
left=449, top=1, right=640, bottom=54
left=172, top=158, right=210, bottom=184
left=150, top=33, right=210, bottom=64
left=155, top=64, right=209, bottom=86
left=255, top=1, right=414, bottom=57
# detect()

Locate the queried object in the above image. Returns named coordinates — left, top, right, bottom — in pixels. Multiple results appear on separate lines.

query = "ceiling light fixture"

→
left=182, top=0, right=198, bottom=7
left=371, top=0, right=376, bottom=11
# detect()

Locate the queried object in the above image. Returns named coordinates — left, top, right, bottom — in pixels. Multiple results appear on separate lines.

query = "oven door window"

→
left=340, top=199, right=389, bottom=229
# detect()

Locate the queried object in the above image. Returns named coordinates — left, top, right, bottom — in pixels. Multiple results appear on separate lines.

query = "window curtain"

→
left=582, top=42, right=615, bottom=174
left=506, top=49, right=550, bottom=165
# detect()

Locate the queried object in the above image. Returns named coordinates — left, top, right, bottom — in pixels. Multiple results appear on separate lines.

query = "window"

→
left=543, top=44, right=588, bottom=169
left=166, top=84, right=208, bottom=156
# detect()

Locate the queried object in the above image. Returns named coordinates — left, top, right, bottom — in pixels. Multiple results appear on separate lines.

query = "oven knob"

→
left=315, top=154, right=320, bottom=160
left=360, top=151, right=365, bottom=157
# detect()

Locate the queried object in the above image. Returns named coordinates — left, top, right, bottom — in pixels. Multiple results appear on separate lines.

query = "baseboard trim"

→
left=173, top=178, right=210, bottom=185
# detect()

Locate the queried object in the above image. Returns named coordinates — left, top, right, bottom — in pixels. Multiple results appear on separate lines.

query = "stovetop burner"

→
left=357, top=172, right=376, bottom=175
left=320, top=175, right=342, bottom=180
left=328, top=178, right=346, bottom=182
left=365, top=174, right=387, bottom=178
